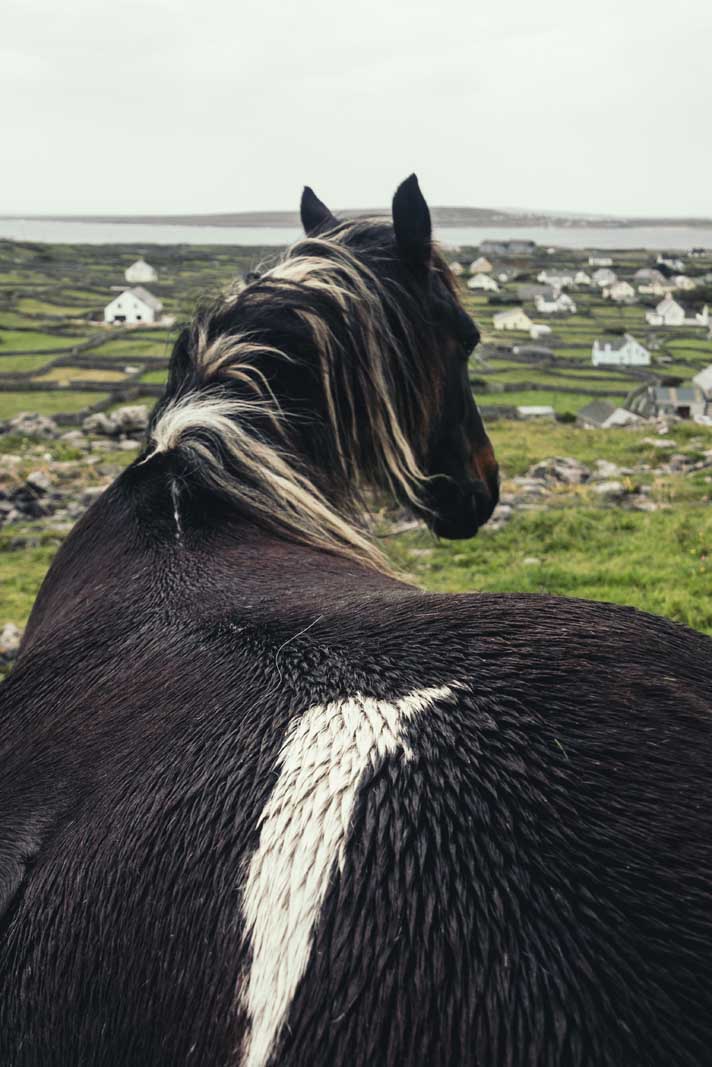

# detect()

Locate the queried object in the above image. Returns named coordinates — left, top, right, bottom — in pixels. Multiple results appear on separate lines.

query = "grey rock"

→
left=593, top=480, right=626, bottom=500
left=59, top=430, right=89, bottom=448
left=119, top=439, right=141, bottom=451
left=594, top=460, right=621, bottom=479
left=25, top=470, right=53, bottom=494
left=7, top=412, right=59, bottom=438
left=0, top=623, right=21, bottom=653
left=80, top=486, right=108, bottom=506
left=83, top=412, right=119, bottom=437
left=528, top=457, right=591, bottom=484
left=113, top=405, right=149, bottom=434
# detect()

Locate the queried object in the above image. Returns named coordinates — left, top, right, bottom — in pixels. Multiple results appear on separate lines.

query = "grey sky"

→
left=2, top=0, right=710, bottom=217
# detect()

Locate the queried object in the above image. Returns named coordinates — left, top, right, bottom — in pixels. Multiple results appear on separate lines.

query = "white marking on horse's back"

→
left=239, top=684, right=457, bottom=1067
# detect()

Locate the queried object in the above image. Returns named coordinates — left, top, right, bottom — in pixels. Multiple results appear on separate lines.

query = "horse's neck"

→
left=21, top=480, right=404, bottom=658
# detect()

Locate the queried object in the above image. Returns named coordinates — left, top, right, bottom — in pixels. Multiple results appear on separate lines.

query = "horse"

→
left=1, top=175, right=711, bottom=1067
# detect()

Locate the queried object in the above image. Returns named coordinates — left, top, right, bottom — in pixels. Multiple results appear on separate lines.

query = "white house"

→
left=593, top=267, right=617, bottom=287
left=574, top=270, right=592, bottom=286
left=537, top=270, right=573, bottom=288
left=692, top=365, right=712, bottom=398
left=657, top=254, right=685, bottom=272
left=535, top=290, right=577, bottom=314
left=530, top=323, right=552, bottom=339
left=638, top=280, right=670, bottom=297
left=469, top=256, right=493, bottom=274
left=124, top=258, right=158, bottom=284
left=493, top=307, right=533, bottom=331
left=449, top=261, right=465, bottom=276
left=104, top=287, right=163, bottom=325
left=672, top=274, right=697, bottom=291
left=634, top=268, right=666, bottom=285
left=592, top=333, right=650, bottom=367
left=645, top=294, right=686, bottom=327
left=603, top=280, right=636, bottom=303
left=589, top=255, right=613, bottom=267
left=467, top=273, right=499, bottom=292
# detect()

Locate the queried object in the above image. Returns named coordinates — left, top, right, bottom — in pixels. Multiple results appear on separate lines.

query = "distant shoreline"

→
left=2, top=208, right=712, bottom=230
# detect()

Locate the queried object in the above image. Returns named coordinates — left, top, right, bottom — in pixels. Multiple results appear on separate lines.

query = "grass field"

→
left=0, top=391, right=108, bottom=418
left=1, top=240, right=711, bottom=647
left=2, top=421, right=710, bottom=638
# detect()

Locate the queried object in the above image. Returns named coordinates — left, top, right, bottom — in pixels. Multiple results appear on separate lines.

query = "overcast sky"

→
left=2, top=0, right=710, bottom=217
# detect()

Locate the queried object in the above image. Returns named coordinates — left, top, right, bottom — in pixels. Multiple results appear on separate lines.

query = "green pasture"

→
left=0, top=391, right=108, bottom=419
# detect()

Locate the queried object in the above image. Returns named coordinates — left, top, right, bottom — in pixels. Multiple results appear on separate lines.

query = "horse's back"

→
left=1, top=589, right=711, bottom=1065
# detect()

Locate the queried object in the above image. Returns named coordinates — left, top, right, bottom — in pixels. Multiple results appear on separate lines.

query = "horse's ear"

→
left=300, top=186, right=337, bottom=236
left=392, top=173, right=432, bottom=268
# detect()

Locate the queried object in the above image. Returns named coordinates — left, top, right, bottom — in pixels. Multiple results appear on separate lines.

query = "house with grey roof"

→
left=693, top=365, right=712, bottom=399
left=104, top=287, right=164, bottom=325
left=629, top=383, right=710, bottom=420
left=592, top=333, right=650, bottom=367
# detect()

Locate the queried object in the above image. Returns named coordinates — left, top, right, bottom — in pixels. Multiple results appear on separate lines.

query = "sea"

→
left=1, top=218, right=712, bottom=251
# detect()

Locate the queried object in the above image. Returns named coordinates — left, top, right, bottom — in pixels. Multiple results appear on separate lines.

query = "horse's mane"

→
left=145, top=221, right=445, bottom=571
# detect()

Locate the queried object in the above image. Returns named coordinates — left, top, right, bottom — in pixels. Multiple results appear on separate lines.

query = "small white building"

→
left=517, top=405, right=555, bottom=420
left=672, top=274, right=697, bottom=291
left=638, top=280, right=670, bottom=297
left=469, top=256, right=493, bottom=274
left=535, top=290, right=577, bottom=314
left=104, top=287, right=164, bottom=325
left=574, top=270, right=592, bottom=286
left=634, top=267, right=666, bottom=285
left=589, top=255, right=613, bottom=267
left=604, top=280, right=636, bottom=303
left=593, top=267, right=617, bottom=287
left=692, top=365, right=712, bottom=398
left=449, top=261, right=465, bottom=276
left=645, top=294, right=686, bottom=327
left=530, top=323, right=552, bottom=339
left=657, top=254, right=685, bottom=272
left=124, top=258, right=158, bottom=284
left=493, top=307, right=533, bottom=331
left=537, top=270, right=573, bottom=288
left=467, top=273, right=499, bottom=292
left=592, top=333, right=650, bottom=367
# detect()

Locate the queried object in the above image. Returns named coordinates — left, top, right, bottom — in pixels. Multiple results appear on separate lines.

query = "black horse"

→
left=1, top=176, right=711, bottom=1067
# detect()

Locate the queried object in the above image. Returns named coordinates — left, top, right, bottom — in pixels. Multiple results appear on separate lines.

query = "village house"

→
left=104, top=287, right=163, bottom=325
left=645, top=294, right=686, bottom=327
left=493, top=307, right=533, bottom=331
left=480, top=239, right=536, bottom=256
left=592, top=333, right=650, bottom=367
left=652, top=386, right=708, bottom=419
left=671, top=274, right=697, bottom=291
left=588, top=255, right=613, bottom=267
left=517, top=405, right=555, bottom=421
left=603, top=280, right=636, bottom=303
left=638, top=280, right=670, bottom=297
left=693, top=365, right=712, bottom=399
left=124, top=258, right=158, bottom=284
left=592, top=267, right=617, bottom=287
left=657, top=254, right=685, bottom=273
left=577, top=398, right=643, bottom=429
left=530, top=323, right=552, bottom=339
left=537, top=270, right=574, bottom=289
left=534, top=289, right=577, bottom=314
left=467, top=273, right=499, bottom=292
left=574, top=270, right=592, bottom=286
left=469, top=256, right=493, bottom=274
left=448, top=261, right=465, bottom=276
left=634, top=268, right=666, bottom=285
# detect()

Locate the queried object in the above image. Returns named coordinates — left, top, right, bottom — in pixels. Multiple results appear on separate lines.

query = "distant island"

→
left=5, top=207, right=712, bottom=229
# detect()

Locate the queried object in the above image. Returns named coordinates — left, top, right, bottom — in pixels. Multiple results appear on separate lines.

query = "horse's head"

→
left=299, top=175, right=499, bottom=539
